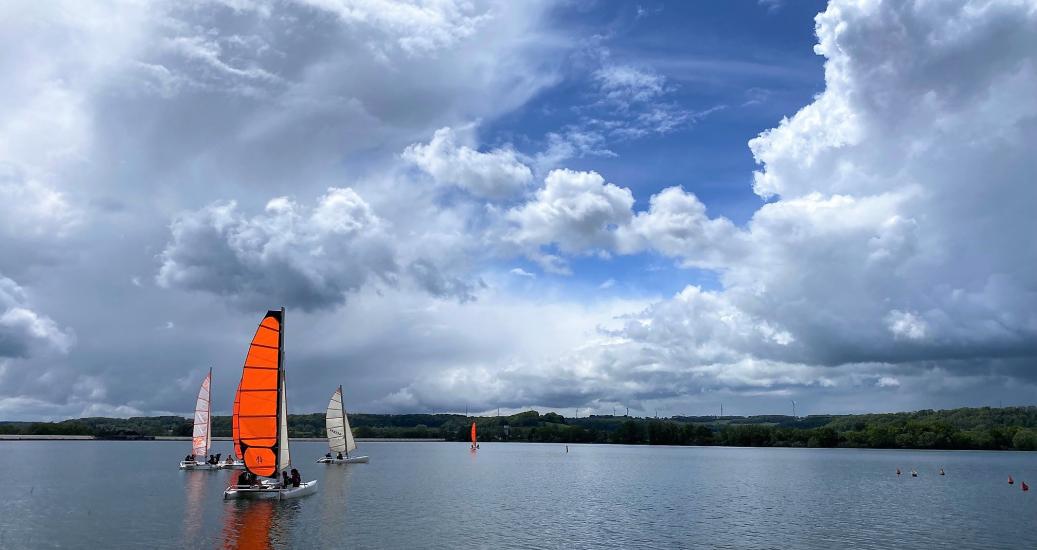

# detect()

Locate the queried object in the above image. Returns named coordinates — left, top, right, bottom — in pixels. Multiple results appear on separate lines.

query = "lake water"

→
left=1, top=440, right=1035, bottom=549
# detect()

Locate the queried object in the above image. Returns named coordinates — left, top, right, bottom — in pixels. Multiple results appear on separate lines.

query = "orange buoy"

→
left=1023, top=481, right=1030, bottom=492
left=1009, top=475, right=1015, bottom=485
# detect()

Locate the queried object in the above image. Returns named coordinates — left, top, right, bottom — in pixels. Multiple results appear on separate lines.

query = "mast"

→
left=273, top=300, right=286, bottom=473
left=340, top=386, right=348, bottom=458
left=207, top=366, right=212, bottom=457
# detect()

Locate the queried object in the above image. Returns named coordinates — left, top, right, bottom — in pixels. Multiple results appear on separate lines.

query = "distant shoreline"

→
left=0, top=435, right=445, bottom=442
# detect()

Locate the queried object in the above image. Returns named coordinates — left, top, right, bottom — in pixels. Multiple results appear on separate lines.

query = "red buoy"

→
left=1009, top=475, right=1015, bottom=485
left=1023, top=481, right=1030, bottom=492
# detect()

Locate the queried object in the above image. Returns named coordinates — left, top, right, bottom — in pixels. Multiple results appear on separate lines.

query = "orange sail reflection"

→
left=221, top=500, right=274, bottom=550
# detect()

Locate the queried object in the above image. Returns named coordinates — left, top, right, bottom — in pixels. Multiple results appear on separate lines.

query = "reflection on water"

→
left=221, top=499, right=274, bottom=550
left=3, top=441, right=1037, bottom=549
left=182, top=471, right=207, bottom=545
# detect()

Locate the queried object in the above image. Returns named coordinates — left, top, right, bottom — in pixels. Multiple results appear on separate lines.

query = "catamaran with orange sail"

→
left=224, top=308, right=317, bottom=500
left=317, top=385, right=369, bottom=464
left=179, top=368, right=215, bottom=470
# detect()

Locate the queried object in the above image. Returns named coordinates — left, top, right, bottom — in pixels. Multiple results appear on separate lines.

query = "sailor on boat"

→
left=291, top=469, right=301, bottom=488
left=337, top=452, right=343, bottom=460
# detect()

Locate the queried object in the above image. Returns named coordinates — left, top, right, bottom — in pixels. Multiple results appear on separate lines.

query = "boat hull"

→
left=216, top=460, right=246, bottom=470
left=223, top=480, right=318, bottom=500
left=179, top=461, right=217, bottom=470
left=317, top=456, right=369, bottom=464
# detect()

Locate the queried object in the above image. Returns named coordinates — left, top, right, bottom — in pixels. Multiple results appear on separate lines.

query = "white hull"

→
left=223, top=480, right=318, bottom=500
left=179, top=460, right=217, bottom=470
left=216, top=460, right=246, bottom=470
left=317, top=455, right=369, bottom=464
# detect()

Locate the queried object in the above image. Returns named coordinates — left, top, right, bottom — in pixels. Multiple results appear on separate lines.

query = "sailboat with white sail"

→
left=179, top=368, right=215, bottom=470
left=318, top=385, right=369, bottom=464
left=224, top=308, right=318, bottom=500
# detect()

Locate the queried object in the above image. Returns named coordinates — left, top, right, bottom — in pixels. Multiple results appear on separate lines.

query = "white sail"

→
left=326, top=386, right=357, bottom=454
left=278, top=369, right=291, bottom=470
left=342, top=391, right=357, bottom=454
left=191, top=369, right=211, bottom=458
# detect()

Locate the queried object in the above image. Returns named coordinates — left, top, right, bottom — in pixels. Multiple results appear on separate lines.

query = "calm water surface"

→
left=1, top=441, right=1035, bottom=548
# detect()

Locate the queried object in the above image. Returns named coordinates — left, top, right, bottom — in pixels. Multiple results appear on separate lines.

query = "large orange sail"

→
left=471, top=422, right=477, bottom=446
left=236, top=310, right=283, bottom=477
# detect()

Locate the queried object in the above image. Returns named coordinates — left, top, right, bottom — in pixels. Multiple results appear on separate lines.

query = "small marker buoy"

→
left=1009, top=475, right=1015, bottom=485
left=1023, top=481, right=1029, bottom=492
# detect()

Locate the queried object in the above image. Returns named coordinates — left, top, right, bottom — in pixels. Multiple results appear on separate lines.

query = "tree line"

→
left=3, top=406, right=1037, bottom=451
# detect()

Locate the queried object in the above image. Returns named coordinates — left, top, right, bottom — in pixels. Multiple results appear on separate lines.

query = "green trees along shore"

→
left=3, top=406, right=1037, bottom=451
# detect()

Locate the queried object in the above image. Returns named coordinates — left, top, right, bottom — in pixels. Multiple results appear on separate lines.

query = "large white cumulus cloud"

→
left=388, top=0, right=1037, bottom=413
left=402, top=127, right=533, bottom=199
left=605, top=0, right=1037, bottom=404
left=157, top=188, right=398, bottom=310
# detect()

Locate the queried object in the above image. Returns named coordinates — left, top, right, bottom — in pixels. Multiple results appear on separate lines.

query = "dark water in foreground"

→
left=1, top=441, right=1035, bottom=549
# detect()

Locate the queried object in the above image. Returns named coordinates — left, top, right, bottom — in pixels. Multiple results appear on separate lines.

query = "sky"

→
left=1, top=0, right=1035, bottom=421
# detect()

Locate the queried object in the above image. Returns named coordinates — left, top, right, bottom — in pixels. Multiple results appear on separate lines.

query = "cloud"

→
left=296, top=0, right=491, bottom=55
left=4, top=0, right=1037, bottom=420
left=385, top=0, right=1037, bottom=414
left=594, top=65, right=668, bottom=104
left=0, top=164, right=80, bottom=240
left=402, top=126, right=533, bottom=199
left=616, top=186, right=746, bottom=268
left=0, top=275, right=74, bottom=358
left=505, top=169, right=633, bottom=269
left=885, top=310, right=927, bottom=341
left=157, top=188, right=398, bottom=311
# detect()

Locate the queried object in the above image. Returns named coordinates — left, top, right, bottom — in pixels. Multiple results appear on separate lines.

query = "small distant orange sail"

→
left=471, top=422, right=477, bottom=447
left=236, top=310, right=284, bottom=478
